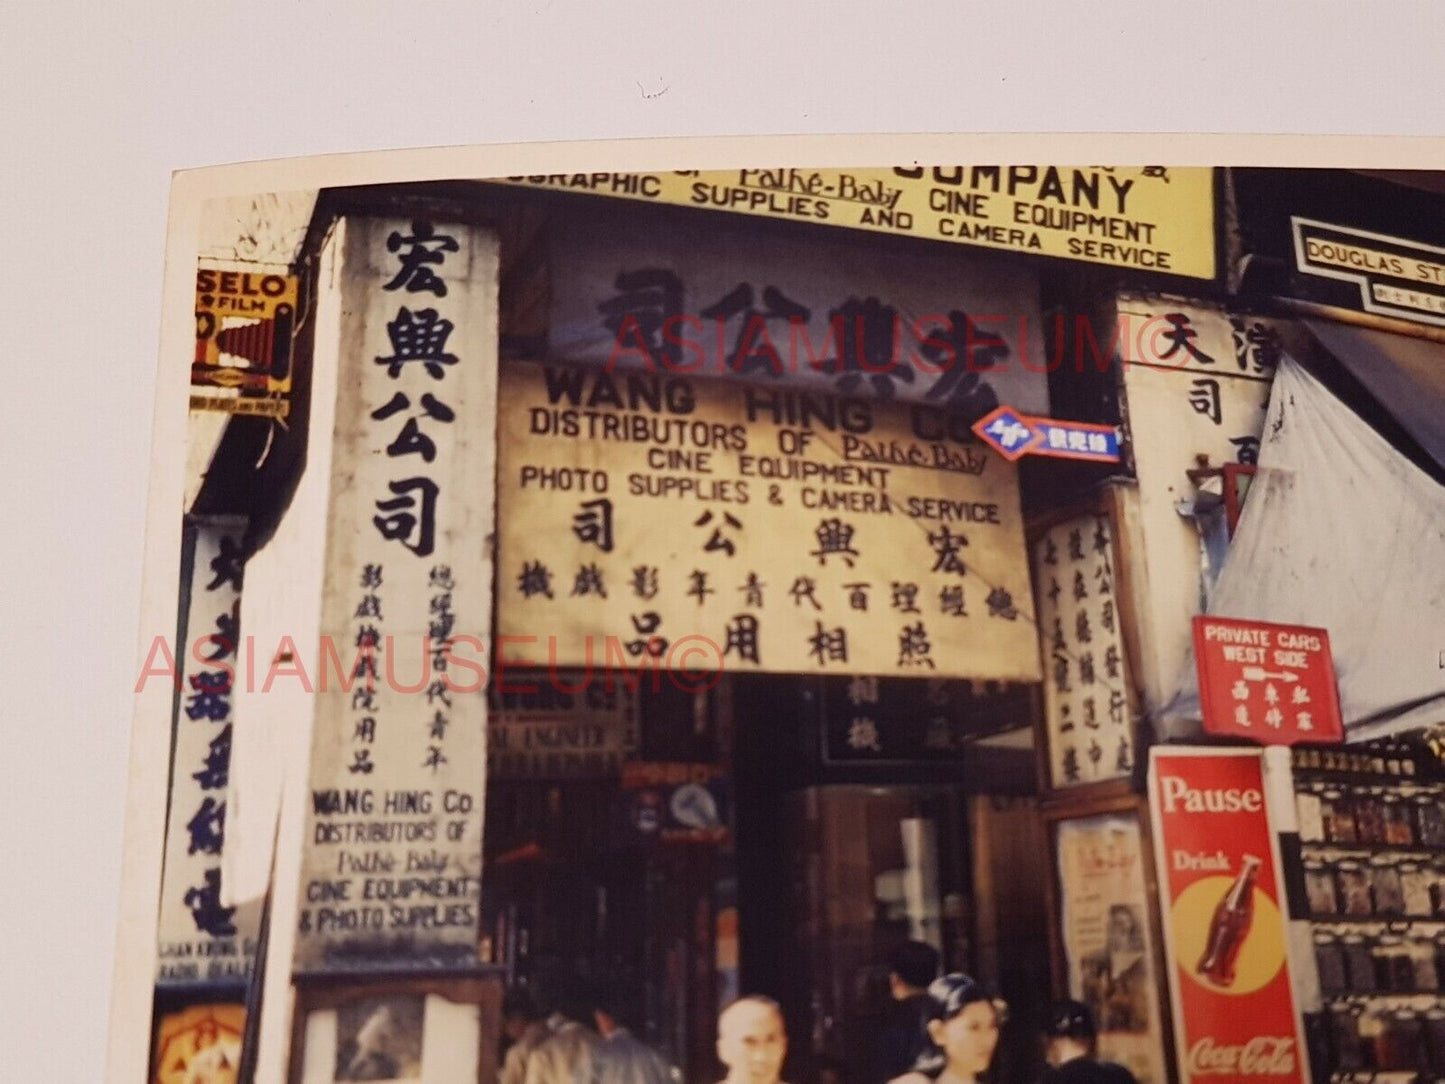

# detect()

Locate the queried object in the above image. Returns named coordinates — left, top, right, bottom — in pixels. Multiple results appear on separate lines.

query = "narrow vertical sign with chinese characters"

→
left=1115, top=298, right=1280, bottom=711
left=294, top=218, right=497, bottom=972
left=155, top=520, right=261, bottom=985
left=1033, top=513, right=1135, bottom=788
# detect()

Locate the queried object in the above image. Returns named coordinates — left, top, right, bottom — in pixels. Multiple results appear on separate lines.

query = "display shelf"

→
left=1308, top=914, right=1445, bottom=925
left=1294, top=772, right=1439, bottom=788
left=1325, top=992, right=1445, bottom=1006
left=1303, top=841, right=1445, bottom=858
left=1330, top=1074, right=1441, bottom=1084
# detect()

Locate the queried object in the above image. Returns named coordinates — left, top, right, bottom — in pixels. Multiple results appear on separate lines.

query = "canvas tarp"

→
left=1160, top=354, right=1445, bottom=742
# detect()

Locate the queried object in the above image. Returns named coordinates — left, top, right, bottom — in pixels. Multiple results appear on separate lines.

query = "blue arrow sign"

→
left=972, top=405, right=1121, bottom=463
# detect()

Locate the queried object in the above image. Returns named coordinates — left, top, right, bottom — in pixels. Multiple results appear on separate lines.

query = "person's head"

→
left=917, top=974, right=1001, bottom=1081
left=889, top=941, right=941, bottom=999
left=717, top=996, right=787, bottom=1084
left=547, top=977, right=598, bottom=1028
left=589, top=983, right=629, bottom=1038
left=1106, top=906, right=1140, bottom=953
left=1043, top=1000, right=1097, bottom=1067
left=502, top=988, right=541, bottom=1042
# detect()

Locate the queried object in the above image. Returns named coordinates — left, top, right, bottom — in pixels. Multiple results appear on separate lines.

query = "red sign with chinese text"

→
left=1193, top=617, right=1343, bottom=745
left=1149, top=749, right=1308, bottom=1084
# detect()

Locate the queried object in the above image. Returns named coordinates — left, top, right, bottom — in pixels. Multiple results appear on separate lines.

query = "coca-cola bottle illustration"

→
left=1196, top=854, right=1261, bottom=986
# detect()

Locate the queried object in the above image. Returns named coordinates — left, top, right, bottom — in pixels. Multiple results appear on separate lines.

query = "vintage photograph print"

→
left=125, top=156, right=1445, bottom=1084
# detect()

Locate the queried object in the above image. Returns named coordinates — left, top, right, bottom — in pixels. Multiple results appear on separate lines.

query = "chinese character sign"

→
left=822, top=676, right=1033, bottom=763
left=545, top=200, right=1049, bottom=415
left=1193, top=617, right=1343, bottom=745
left=1116, top=298, right=1279, bottom=711
left=155, top=521, right=261, bottom=986
left=294, top=217, right=498, bottom=973
left=497, top=361, right=1040, bottom=682
left=1033, top=513, right=1135, bottom=788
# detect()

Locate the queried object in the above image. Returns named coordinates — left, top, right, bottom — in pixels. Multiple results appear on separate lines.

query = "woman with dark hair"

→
left=887, top=973, right=1002, bottom=1084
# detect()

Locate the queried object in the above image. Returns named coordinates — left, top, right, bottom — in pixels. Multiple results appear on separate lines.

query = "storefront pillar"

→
left=231, top=210, right=502, bottom=1081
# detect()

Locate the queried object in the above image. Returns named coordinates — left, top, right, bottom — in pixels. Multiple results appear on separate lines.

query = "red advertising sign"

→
left=1193, top=616, right=1343, bottom=745
left=1149, top=749, right=1308, bottom=1084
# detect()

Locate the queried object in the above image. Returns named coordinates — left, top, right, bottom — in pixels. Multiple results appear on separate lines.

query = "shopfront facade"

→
left=136, top=165, right=1445, bottom=1084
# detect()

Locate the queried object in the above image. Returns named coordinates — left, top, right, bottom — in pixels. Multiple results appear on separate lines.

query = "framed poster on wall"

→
left=288, top=973, right=503, bottom=1084
left=1053, top=810, right=1170, bottom=1084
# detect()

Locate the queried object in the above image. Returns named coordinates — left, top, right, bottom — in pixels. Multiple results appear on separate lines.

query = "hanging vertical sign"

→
left=293, top=217, right=498, bottom=972
left=1033, top=513, right=1136, bottom=788
left=1115, top=297, right=1282, bottom=715
left=154, top=519, right=261, bottom=986
left=1148, top=749, right=1308, bottom=1084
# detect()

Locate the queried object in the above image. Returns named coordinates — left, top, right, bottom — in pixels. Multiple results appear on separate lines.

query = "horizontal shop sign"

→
left=495, top=360, right=1041, bottom=681
left=1293, top=217, right=1445, bottom=329
left=495, top=166, right=1216, bottom=279
left=820, top=675, right=1031, bottom=764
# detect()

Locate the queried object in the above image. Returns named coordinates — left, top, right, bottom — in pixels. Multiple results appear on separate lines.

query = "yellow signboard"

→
left=191, top=264, right=299, bottom=418
left=497, top=360, right=1042, bottom=681
left=493, top=166, right=1215, bottom=279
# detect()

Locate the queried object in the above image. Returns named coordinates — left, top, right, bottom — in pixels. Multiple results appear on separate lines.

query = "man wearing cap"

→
left=1041, top=1000, right=1138, bottom=1084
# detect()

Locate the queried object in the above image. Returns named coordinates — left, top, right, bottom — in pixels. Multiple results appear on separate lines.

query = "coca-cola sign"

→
left=1149, top=749, right=1309, bottom=1084
left=1158, top=775, right=1263, bottom=815
left=1187, top=1037, right=1297, bottom=1077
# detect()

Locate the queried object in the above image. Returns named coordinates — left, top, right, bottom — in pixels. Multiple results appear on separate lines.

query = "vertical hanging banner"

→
left=293, top=217, right=498, bottom=972
left=1033, top=513, right=1136, bottom=788
left=1114, top=296, right=1285, bottom=720
left=1148, top=749, right=1308, bottom=1084
left=155, top=519, right=261, bottom=986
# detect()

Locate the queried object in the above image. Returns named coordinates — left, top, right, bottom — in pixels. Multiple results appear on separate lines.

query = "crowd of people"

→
left=499, top=944, right=1138, bottom=1084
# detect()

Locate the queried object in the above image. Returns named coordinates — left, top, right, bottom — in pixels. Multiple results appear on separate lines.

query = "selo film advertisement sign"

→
left=1148, top=748, right=1309, bottom=1084
left=1193, top=616, right=1344, bottom=746
left=191, top=262, right=299, bottom=418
